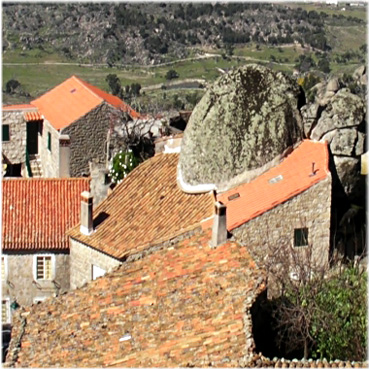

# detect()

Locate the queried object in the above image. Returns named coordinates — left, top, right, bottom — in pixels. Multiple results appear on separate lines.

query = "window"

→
left=294, top=228, right=309, bottom=247
left=92, top=264, right=106, bottom=281
left=1, top=256, right=8, bottom=281
left=2, top=125, right=10, bottom=141
left=47, top=132, right=51, bottom=151
left=2, top=299, right=10, bottom=324
left=33, top=255, right=54, bottom=280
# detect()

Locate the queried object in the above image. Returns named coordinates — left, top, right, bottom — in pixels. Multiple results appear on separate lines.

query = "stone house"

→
left=5, top=229, right=267, bottom=367
left=66, top=152, right=214, bottom=289
left=1, top=177, right=90, bottom=322
left=201, top=139, right=333, bottom=286
left=2, top=75, right=140, bottom=178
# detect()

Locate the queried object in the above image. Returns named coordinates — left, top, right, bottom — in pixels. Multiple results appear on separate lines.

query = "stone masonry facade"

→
left=70, top=239, right=121, bottom=290
left=232, top=175, right=332, bottom=273
left=38, top=119, right=60, bottom=178
left=2, top=252, right=70, bottom=309
left=2, top=111, right=27, bottom=164
left=62, top=102, right=117, bottom=177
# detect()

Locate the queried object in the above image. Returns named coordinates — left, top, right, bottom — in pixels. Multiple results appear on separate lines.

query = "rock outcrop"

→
left=302, top=86, right=366, bottom=203
left=179, top=64, right=304, bottom=192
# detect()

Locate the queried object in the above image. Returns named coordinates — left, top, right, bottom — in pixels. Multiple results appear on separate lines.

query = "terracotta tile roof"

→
left=6, top=230, right=266, bottom=368
left=202, top=140, right=330, bottom=231
left=67, top=153, right=214, bottom=260
left=23, top=111, right=43, bottom=121
left=2, top=178, right=90, bottom=251
left=31, top=75, right=140, bottom=130
left=2, top=104, right=36, bottom=111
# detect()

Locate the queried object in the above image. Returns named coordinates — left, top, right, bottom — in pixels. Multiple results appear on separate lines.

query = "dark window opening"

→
left=2, top=125, right=10, bottom=141
left=47, top=132, right=51, bottom=151
left=294, top=228, right=309, bottom=247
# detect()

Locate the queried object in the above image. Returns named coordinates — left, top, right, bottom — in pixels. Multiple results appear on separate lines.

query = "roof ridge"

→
left=3, top=177, right=91, bottom=182
left=72, top=75, right=104, bottom=104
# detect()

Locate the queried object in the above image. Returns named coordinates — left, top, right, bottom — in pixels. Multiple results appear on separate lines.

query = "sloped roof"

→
left=31, top=75, right=140, bottom=130
left=2, top=104, right=37, bottom=111
left=2, top=178, right=90, bottom=251
left=6, top=230, right=266, bottom=368
left=67, top=153, right=214, bottom=260
left=202, top=140, right=330, bottom=231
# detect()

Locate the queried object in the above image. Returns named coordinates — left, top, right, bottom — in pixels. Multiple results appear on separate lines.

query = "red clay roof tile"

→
left=202, top=140, right=330, bottom=231
left=2, top=178, right=90, bottom=251
left=2, top=104, right=36, bottom=111
left=24, top=111, right=43, bottom=121
left=31, top=75, right=140, bottom=130
left=7, top=230, right=266, bottom=367
left=67, top=153, right=214, bottom=259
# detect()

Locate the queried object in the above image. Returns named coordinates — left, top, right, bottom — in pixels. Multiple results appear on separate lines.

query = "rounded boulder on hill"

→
left=179, top=64, right=304, bottom=191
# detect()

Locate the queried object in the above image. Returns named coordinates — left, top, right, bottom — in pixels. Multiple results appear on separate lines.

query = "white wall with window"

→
left=33, top=254, right=55, bottom=281
left=2, top=298, right=11, bottom=324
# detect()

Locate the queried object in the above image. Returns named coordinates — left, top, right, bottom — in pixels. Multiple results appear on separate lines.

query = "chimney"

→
left=59, top=135, right=70, bottom=178
left=80, top=191, right=93, bottom=235
left=211, top=201, right=227, bottom=248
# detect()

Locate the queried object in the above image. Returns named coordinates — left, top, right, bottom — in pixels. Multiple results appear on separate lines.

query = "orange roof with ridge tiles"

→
left=202, top=140, right=330, bottom=231
left=67, top=153, right=214, bottom=260
left=2, top=178, right=90, bottom=251
left=31, top=75, right=140, bottom=130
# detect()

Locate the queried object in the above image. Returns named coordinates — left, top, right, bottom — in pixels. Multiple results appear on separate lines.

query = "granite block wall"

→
left=38, top=120, right=60, bottom=178
left=70, top=239, right=121, bottom=290
left=2, top=252, right=70, bottom=309
left=233, top=175, right=332, bottom=273
left=62, top=102, right=116, bottom=177
left=2, top=111, right=27, bottom=164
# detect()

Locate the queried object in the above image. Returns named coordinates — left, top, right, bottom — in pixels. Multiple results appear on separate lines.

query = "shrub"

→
left=109, top=149, right=139, bottom=184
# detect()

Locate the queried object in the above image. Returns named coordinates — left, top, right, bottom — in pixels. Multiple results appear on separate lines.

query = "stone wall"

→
left=38, top=119, right=60, bottom=178
left=233, top=176, right=332, bottom=274
left=2, top=252, right=70, bottom=309
left=2, top=111, right=26, bottom=163
left=62, top=102, right=115, bottom=177
left=70, top=239, right=121, bottom=290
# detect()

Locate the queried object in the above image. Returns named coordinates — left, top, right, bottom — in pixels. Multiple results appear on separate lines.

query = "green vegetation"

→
left=109, top=149, right=139, bottom=184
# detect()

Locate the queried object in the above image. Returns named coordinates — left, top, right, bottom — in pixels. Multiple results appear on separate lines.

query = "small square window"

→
left=2, top=299, right=10, bottom=324
left=294, top=228, right=309, bottom=247
left=34, top=255, right=54, bottom=280
left=47, top=132, right=51, bottom=151
left=2, top=125, right=10, bottom=141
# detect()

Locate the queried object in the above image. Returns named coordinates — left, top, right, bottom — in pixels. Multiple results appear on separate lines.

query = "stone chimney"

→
left=80, top=191, right=93, bottom=235
left=59, top=135, right=70, bottom=178
left=211, top=201, right=227, bottom=248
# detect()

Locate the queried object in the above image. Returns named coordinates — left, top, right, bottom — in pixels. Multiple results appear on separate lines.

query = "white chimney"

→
left=80, top=191, right=93, bottom=235
left=211, top=201, right=227, bottom=247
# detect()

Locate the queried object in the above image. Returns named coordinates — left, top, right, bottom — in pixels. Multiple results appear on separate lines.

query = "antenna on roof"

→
left=309, top=162, right=317, bottom=177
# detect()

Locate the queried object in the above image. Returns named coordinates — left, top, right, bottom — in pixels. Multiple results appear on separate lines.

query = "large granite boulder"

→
left=179, top=64, right=304, bottom=191
left=303, top=86, right=366, bottom=203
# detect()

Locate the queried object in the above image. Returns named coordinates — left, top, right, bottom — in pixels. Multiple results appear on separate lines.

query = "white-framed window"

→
left=33, top=254, right=55, bottom=281
left=1, top=255, right=8, bottom=281
left=92, top=264, right=106, bottom=281
left=2, top=298, right=11, bottom=324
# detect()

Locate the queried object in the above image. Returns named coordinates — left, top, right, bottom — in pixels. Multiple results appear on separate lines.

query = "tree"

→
left=109, top=149, right=139, bottom=184
left=317, top=57, right=331, bottom=74
left=106, top=74, right=122, bottom=96
left=5, top=79, right=20, bottom=94
left=165, top=69, right=179, bottom=80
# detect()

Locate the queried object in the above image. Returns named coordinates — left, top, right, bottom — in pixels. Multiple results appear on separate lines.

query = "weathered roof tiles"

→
left=6, top=230, right=266, bottom=368
left=67, top=153, right=214, bottom=260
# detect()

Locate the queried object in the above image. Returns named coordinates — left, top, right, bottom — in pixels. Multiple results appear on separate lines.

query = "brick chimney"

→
left=211, top=201, right=227, bottom=248
left=80, top=191, right=93, bottom=235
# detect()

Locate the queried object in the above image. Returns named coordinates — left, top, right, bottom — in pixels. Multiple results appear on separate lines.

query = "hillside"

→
left=2, top=2, right=367, bottom=109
